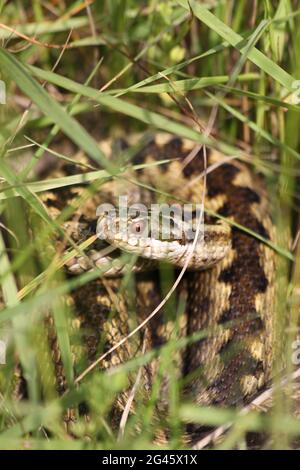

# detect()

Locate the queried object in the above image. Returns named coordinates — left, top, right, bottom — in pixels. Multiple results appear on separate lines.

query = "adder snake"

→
left=1, top=133, right=279, bottom=441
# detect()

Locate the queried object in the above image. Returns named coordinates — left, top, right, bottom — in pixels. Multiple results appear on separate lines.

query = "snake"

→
left=0, top=132, right=279, bottom=444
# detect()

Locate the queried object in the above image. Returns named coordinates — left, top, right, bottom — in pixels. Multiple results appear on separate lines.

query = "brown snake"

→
left=0, top=133, right=279, bottom=443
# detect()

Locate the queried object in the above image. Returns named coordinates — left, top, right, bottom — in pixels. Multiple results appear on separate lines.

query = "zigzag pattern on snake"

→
left=0, top=133, right=278, bottom=442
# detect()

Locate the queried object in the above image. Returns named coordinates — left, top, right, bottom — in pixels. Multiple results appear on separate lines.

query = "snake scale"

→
left=0, top=133, right=278, bottom=444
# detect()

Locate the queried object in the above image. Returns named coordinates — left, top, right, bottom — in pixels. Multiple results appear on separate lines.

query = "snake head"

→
left=96, top=210, right=231, bottom=271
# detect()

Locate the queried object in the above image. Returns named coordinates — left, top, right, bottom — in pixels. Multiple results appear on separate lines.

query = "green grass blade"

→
left=0, top=49, right=111, bottom=171
left=205, top=90, right=300, bottom=162
left=0, top=233, right=39, bottom=402
left=0, top=159, right=174, bottom=200
left=120, top=73, right=259, bottom=94
left=177, top=0, right=296, bottom=91
left=27, top=63, right=250, bottom=159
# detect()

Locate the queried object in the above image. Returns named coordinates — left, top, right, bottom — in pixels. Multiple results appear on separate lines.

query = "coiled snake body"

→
left=1, top=133, right=278, bottom=442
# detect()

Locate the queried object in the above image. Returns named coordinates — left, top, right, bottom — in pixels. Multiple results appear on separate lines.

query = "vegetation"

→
left=0, top=0, right=300, bottom=450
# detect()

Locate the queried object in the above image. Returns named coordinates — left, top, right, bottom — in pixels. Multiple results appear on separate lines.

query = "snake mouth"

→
left=96, top=213, right=232, bottom=270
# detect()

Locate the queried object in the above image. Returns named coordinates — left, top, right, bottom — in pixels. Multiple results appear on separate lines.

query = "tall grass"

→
left=0, top=0, right=299, bottom=450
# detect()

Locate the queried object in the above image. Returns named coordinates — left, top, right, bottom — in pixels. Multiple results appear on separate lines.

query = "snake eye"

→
left=130, top=218, right=147, bottom=236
